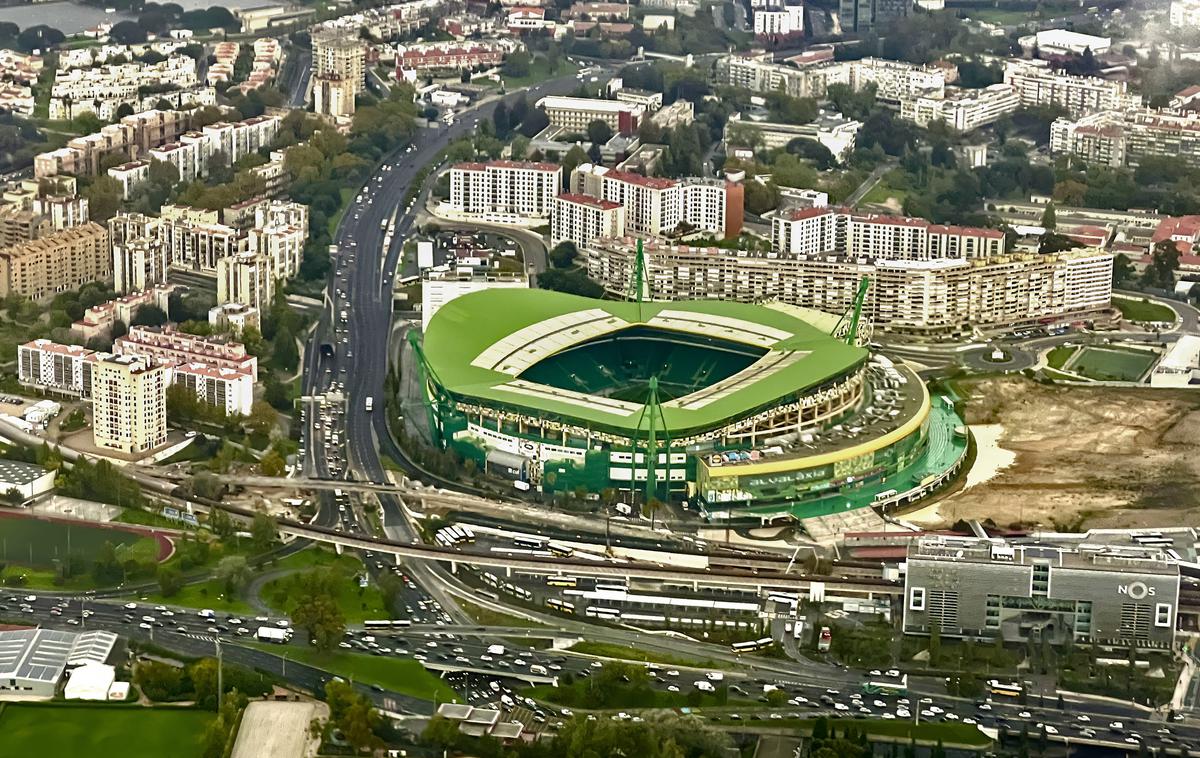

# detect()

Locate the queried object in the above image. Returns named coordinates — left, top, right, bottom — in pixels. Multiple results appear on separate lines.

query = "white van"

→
left=530, top=664, right=548, bottom=675
left=706, top=672, right=724, bottom=682
left=694, top=681, right=715, bottom=692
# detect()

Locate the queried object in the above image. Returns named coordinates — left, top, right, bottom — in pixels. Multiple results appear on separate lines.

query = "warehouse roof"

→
left=0, top=459, right=52, bottom=487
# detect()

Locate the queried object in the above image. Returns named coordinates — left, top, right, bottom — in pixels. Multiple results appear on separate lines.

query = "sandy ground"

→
left=906, top=377, right=1200, bottom=531
left=230, top=700, right=320, bottom=758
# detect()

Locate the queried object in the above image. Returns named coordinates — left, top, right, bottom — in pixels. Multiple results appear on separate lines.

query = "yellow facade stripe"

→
left=701, top=381, right=931, bottom=477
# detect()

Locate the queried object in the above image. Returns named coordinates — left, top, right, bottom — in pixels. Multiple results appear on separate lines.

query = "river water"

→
left=0, top=0, right=271, bottom=35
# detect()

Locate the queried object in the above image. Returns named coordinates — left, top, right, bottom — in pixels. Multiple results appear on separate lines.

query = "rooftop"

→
left=556, top=192, right=622, bottom=210
left=0, top=459, right=51, bottom=486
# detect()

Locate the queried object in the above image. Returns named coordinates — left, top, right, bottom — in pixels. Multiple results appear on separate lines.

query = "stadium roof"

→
left=423, top=289, right=867, bottom=436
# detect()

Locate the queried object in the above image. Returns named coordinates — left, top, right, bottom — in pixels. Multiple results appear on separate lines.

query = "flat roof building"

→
left=0, top=459, right=55, bottom=502
left=90, top=353, right=169, bottom=455
left=0, top=628, right=116, bottom=698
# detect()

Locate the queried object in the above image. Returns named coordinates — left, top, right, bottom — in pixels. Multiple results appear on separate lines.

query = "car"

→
left=665, top=669, right=679, bottom=677
left=66, top=618, right=79, bottom=625
left=1018, top=711, right=1032, bottom=719
left=124, top=602, right=137, bottom=610
left=139, top=622, right=152, bottom=630
left=1076, top=715, right=1090, bottom=723
left=833, top=703, right=849, bottom=711
left=1043, top=725, right=1058, bottom=735
left=667, top=685, right=679, bottom=692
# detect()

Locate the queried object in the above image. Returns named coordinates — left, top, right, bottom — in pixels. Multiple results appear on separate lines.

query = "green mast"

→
left=633, top=376, right=670, bottom=504
left=833, top=276, right=871, bottom=346
left=407, top=330, right=453, bottom=448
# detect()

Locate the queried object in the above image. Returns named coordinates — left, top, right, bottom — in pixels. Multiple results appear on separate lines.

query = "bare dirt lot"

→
left=905, top=377, right=1200, bottom=530
left=230, top=700, right=321, bottom=758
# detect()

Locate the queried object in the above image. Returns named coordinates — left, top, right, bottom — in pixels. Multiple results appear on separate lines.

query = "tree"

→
left=84, top=176, right=123, bottom=223
left=492, top=102, right=510, bottom=138
left=215, top=555, right=251, bottom=599
left=157, top=564, right=184, bottom=597
left=134, top=660, right=185, bottom=701
left=549, top=241, right=578, bottom=269
left=258, top=449, right=285, bottom=477
left=131, top=304, right=168, bottom=327
left=586, top=119, right=613, bottom=146
left=290, top=570, right=346, bottom=651
left=503, top=50, right=532, bottom=78
left=1040, top=202, right=1057, bottom=230
left=246, top=400, right=277, bottom=438
left=560, top=144, right=589, bottom=189
left=1142, top=241, right=1181, bottom=290
left=1112, top=252, right=1135, bottom=287
left=109, top=20, right=147, bottom=44
left=271, top=327, right=299, bottom=373
left=250, top=512, right=276, bottom=551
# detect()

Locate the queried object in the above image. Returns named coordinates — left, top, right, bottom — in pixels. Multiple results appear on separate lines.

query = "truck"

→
left=257, top=626, right=289, bottom=644
left=487, top=644, right=506, bottom=656
left=817, top=626, right=832, bottom=652
left=364, top=396, right=374, bottom=412
left=198, top=609, right=215, bottom=620
left=513, top=480, right=531, bottom=492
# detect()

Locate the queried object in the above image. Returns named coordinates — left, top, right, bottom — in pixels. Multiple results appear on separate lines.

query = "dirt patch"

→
left=906, top=377, right=1200, bottom=531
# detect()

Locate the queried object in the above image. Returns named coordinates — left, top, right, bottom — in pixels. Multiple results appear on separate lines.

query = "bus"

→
left=363, top=620, right=412, bottom=630
left=595, top=581, right=628, bottom=593
left=481, top=572, right=499, bottom=587
left=514, top=536, right=546, bottom=550
left=546, top=541, right=574, bottom=557
left=546, top=576, right=579, bottom=588
left=459, top=525, right=476, bottom=544
left=585, top=605, right=621, bottom=620
left=986, top=680, right=1023, bottom=698
left=546, top=598, right=576, bottom=614
left=817, top=626, right=832, bottom=652
left=731, top=637, right=774, bottom=653
left=862, top=676, right=908, bottom=696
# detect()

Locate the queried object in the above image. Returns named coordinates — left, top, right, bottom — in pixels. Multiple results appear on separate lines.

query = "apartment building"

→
left=847, top=57, right=945, bottom=104
left=551, top=193, right=626, bottom=248
left=0, top=50, right=43, bottom=86
left=754, top=5, right=804, bottom=37
left=448, top=160, right=562, bottom=222
left=395, top=41, right=506, bottom=71
left=900, top=84, right=1019, bottom=132
left=535, top=96, right=645, bottom=135
left=112, top=234, right=169, bottom=294
left=1003, top=60, right=1138, bottom=118
left=48, top=54, right=198, bottom=120
left=208, top=302, right=261, bottom=334
left=0, top=223, right=109, bottom=301
left=148, top=116, right=281, bottom=185
left=35, top=109, right=190, bottom=178
left=114, top=324, right=258, bottom=380
left=718, top=53, right=849, bottom=100
left=312, top=26, right=365, bottom=105
left=583, top=237, right=1112, bottom=337
left=839, top=0, right=909, bottom=32
left=72, top=284, right=177, bottom=342
left=159, top=205, right=245, bottom=272
left=90, top=353, right=169, bottom=455
left=770, top=207, right=1006, bottom=259
left=1051, top=108, right=1200, bottom=168
left=172, top=362, right=254, bottom=416
left=216, top=252, right=274, bottom=311
left=314, top=73, right=355, bottom=118
left=1171, top=0, right=1200, bottom=26
left=18, top=339, right=96, bottom=397
left=570, top=163, right=744, bottom=239
left=107, top=160, right=150, bottom=200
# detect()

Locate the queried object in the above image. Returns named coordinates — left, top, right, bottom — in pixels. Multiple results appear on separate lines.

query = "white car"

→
left=667, top=685, right=679, bottom=692
left=124, top=602, right=137, bottom=610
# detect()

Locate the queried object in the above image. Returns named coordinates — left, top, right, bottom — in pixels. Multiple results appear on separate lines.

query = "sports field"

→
left=0, top=514, right=162, bottom=569
left=1069, top=347, right=1157, bottom=382
left=0, top=703, right=213, bottom=757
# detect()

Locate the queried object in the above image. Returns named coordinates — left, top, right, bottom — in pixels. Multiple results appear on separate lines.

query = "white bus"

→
left=731, top=637, right=774, bottom=653
left=546, top=598, right=575, bottom=614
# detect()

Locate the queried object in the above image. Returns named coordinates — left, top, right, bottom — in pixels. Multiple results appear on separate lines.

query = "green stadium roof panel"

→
left=422, top=289, right=868, bottom=436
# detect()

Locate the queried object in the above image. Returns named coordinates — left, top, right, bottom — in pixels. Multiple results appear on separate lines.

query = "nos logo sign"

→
left=1118, top=582, right=1156, bottom=600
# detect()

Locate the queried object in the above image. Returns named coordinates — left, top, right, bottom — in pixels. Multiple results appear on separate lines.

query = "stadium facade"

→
left=412, top=287, right=967, bottom=521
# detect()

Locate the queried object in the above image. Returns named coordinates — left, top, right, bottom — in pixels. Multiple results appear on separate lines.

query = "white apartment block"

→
left=112, top=235, right=170, bottom=294
left=846, top=57, right=946, bottom=104
left=216, top=252, right=275, bottom=312
left=719, top=53, right=849, bottom=100
left=18, top=339, right=95, bottom=397
left=570, top=164, right=743, bottom=239
left=314, top=74, right=355, bottom=118
left=551, top=193, right=626, bottom=248
left=1003, top=60, right=1138, bottom=118
left=107, top=160, right=150, bottom=199
left=900, top=84, right=1019, bottom=132
left=208, top=302, right=261, bottom=334
left=535, top=95, right=645, bottom=134
left=1050, top=108, right=1200, bottom=168
left=1172, top=0, right=1200, bottom=26
left=72, top=284, right=176, bottom=341
left=448, top=160, right=561, bottom=222
left=171, top=362, right=254, bottom=416
left=770, top=207, right=1005, bottom=259
left=583, top=237, right=1113, bottom=337
left=754, top=5, right=804, bottom=36
left=49, top=55, right=198, bottom=120
left=90, top=353, right=169, bottom=455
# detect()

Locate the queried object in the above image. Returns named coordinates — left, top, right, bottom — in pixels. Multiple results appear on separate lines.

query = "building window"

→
left=909, top=586, right=925, bottom=611
left=1155, top=603, right=1173, bottom=628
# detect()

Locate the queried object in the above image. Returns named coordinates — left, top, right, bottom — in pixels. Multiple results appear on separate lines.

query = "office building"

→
left=18, top=339, right=96, bottom=397
left=551, top=193, right=626, bottom=248
left=582, top=237, right=1112, bottom=338
left=570, top=164, right=743, bottom=239
left=90, top=353, right=169, bottom=454
left=838, top=0, right=909, bottom=33
left=900, top=84, right=1019, bottom=132
left=903, top=536, right=1179, bottom=648
left=535, top=95, right=645, bottom=135
left=448, top=160, right=562, bottom=222
left=0, top=223, right=109, bottom=302
left=1003, top=60, right=1138, bottom=118
left=114, top=324, right=258, bottom=380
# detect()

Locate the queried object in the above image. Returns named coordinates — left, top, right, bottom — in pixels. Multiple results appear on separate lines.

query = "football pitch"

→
left=0, top=704, right=212, bottom=757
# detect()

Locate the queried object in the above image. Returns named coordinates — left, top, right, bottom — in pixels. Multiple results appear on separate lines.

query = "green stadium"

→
left=411, top=288, right=968, bottom=521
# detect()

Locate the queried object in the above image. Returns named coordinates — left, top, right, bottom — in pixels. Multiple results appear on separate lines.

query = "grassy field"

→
left=1069, top=346, right=1157, bottom=382
left=261, top=551, right=388, bottom=622
left=137, top=578, right=257, bottom=615
left=567, top=641, right=723, bottom=670
left=0, top=516, right=158, bottom=570
left=1045, top=345, right=1078, bottom=370
left=245, top=644, right=460, bottom=702
left=0, top=703, right=213, bottom=757
left=457, top=598, right=545, bottom=628
left=860, top=172, right=908, bottom=207
left=718, top=716, right=992, bottom=747
left=1114, top=296, right=1175, bottom=323
left=498, top=57, right=580, bottom=90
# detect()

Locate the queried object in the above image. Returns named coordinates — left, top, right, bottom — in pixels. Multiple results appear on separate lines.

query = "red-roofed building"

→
left=771, top=208, right=1005, bottom=259
left=569, top=163, right=742, bottom=239
left=552, top=192, right=627, bottom=248
left=448, top=160, right=563, bottom=222
left=395, top=42, right=505, bottom=71
left=1062, top=224, right=1111, bottom=249
left=1152, top=215, right=1200, bottom=255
